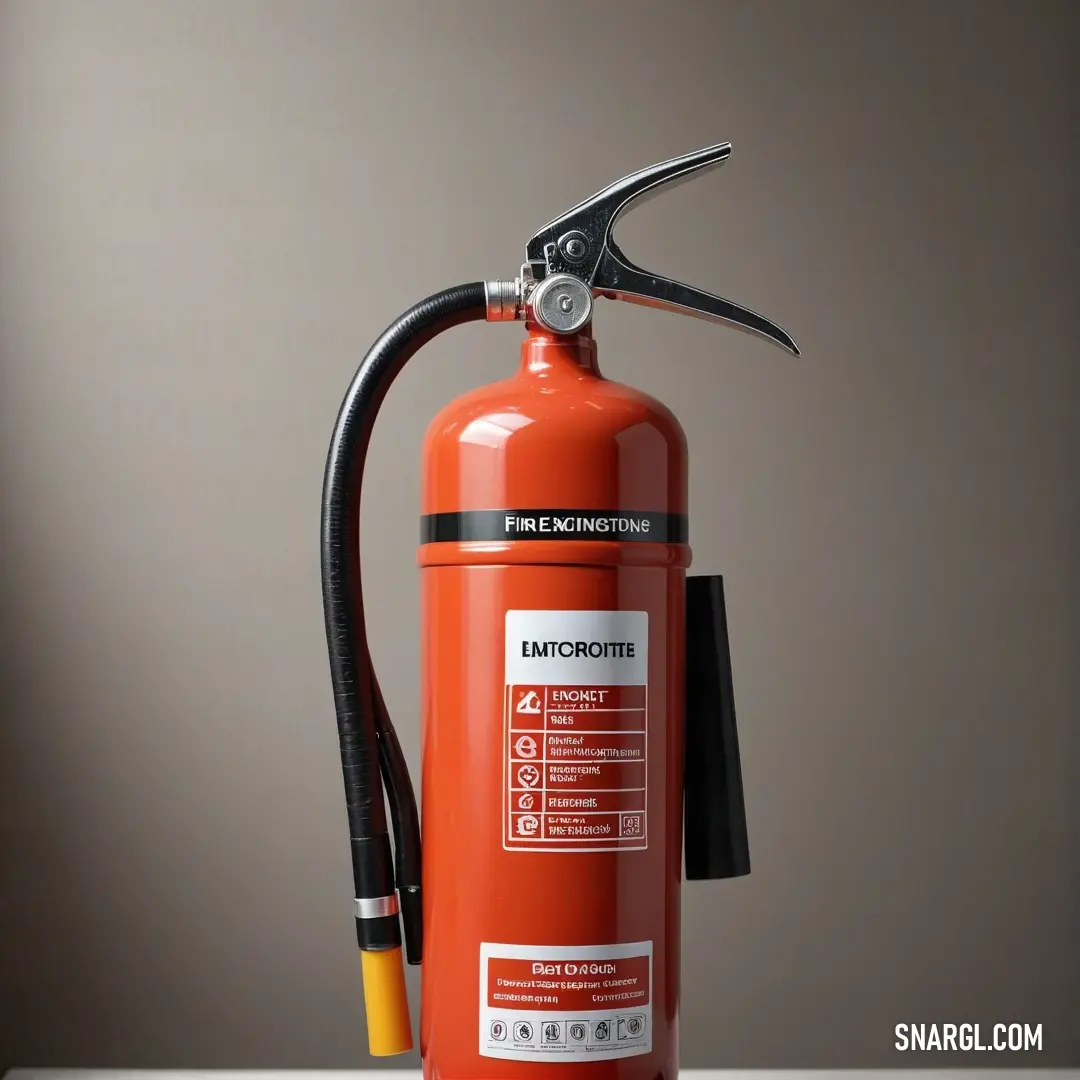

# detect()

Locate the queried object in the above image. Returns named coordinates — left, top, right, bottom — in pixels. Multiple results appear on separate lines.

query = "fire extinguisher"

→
left=320, top=143, right=798, bottom=1074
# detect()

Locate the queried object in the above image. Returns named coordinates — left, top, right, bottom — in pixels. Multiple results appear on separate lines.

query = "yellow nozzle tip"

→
left=360, top=946, right=413, bottom=1056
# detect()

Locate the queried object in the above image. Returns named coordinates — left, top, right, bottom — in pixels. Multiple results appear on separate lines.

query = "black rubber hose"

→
left=320, top=283, right=489, bottom=958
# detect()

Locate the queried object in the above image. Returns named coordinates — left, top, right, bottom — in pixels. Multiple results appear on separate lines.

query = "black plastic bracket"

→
left=684, top=574, right=751, bottom=880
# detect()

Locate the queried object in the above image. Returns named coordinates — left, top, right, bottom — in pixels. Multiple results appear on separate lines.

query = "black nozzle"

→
left=684, top=574, right=751, bottom=880
left=397, top=886, right=422, bottom=965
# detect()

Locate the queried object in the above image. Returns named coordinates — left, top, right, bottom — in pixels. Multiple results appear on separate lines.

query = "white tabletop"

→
left=6, top=1071, right=1076, bottom=1080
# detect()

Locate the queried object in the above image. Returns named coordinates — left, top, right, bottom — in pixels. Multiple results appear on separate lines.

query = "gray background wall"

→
left=1, top=0, right=1076, bottom=1070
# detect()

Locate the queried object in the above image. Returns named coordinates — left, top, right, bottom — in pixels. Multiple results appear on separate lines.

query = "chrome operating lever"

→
left=486, top=143, right=798, bottom=355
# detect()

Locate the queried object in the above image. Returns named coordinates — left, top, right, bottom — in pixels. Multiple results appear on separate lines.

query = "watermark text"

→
left=895, top=1023, right=1042, bottom=1052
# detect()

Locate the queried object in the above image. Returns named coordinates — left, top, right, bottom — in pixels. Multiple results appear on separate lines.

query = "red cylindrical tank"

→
left=417, top=326, right=691, bottom=1080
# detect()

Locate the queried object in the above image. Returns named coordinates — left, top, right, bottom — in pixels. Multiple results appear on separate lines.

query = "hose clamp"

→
left=484, top=278, right=522, bottom=322
left=354, top=893, right=400, bottom=920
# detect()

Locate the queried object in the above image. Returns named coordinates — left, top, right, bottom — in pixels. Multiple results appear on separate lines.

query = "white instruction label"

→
left=479, top=941, right=653, bottom=1061
left=503, top=610, right=649, bottom=853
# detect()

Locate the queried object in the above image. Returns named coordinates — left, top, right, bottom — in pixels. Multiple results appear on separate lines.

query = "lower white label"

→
left=479, top=941, right=653, bottom=1062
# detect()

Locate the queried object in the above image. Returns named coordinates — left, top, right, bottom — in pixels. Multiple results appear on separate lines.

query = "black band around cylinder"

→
left=421, top=509, right=688, bottom=544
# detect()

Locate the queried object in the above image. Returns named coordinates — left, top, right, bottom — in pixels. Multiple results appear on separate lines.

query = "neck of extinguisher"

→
left=520, top=322, right=601, bottom=376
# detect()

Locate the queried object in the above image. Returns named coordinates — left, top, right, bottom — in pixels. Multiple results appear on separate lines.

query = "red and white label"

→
left=479, top=941, right=653, bottom=1061
left=503, top=610, right=649, bottom=852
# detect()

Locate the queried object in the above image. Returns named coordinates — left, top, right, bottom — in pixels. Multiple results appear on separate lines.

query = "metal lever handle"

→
left=520, top=142, right=799, bottom=354
left=596, top=239, right=800, bottom=355
left=525, top=143, right=733, bottom=279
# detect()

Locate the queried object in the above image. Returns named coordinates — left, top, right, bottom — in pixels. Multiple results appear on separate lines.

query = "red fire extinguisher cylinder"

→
left=417, top=326, right=689, bottom=1079
left=318, top=142, right=797, bottom=1070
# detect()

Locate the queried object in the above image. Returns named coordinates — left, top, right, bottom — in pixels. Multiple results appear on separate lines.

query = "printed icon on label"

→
left=617, top=1015, right=645, bottom=1040
left=516, top=764, right=540, bottom=788
left=513, top=1021, right=534, bottom=1042
left=569, top=1023, right=587, bottom=1042
left=489, top=1020, right=507, bottom=1041
left=516, top=689, right=542, bottom=714
left=592, top=1020, right=611, bottom=1042
left=516, top=814, right=539, bottom=837
left=517, top=791, right=535, bottom=810
left=542, top=1021, right=564, bottom=1044
left=513, top=735, right=537, bottom=759
left=620, top=812, right=643, bottom=838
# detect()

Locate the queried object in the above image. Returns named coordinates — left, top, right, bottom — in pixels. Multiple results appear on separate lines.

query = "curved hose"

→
left=320, top=283, right=488, bottom=970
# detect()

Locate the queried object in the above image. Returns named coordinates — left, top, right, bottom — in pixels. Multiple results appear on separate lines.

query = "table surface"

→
left=6, top=1071, right=1077, bottom=1079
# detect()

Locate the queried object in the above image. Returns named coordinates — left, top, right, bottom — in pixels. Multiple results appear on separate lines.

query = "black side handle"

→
left=684, top=574, right=751, bottom=880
